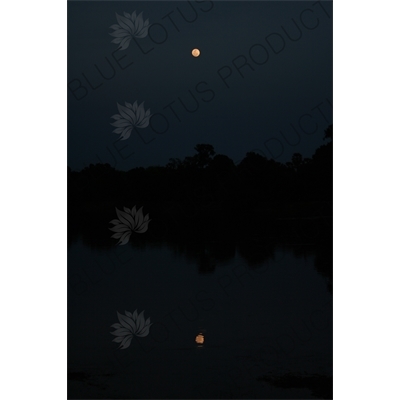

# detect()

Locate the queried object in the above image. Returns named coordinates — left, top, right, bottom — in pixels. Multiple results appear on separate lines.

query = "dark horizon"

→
left=68, top=123, right=332, bottom=173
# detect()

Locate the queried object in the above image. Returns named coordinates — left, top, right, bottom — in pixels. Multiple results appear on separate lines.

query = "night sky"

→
left=68, top=1, right=332, bottom=171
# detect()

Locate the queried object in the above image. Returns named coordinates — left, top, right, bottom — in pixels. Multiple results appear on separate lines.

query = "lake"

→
left=68, top=237, right=332, bottom=399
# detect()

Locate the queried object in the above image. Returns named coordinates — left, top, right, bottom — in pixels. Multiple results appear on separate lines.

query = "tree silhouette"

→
left=181, top=144, right=214, bottom=168
left=194, top=144, right=215, bottom=167
left=324, top=124, right=333, bottom=140
left=68, top=125, right=333, bottom=253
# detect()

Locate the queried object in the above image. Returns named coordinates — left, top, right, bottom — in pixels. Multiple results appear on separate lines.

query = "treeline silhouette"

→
left=69, top=125, right=331, bottom=236
left=68, top=125, right=332, bottom=282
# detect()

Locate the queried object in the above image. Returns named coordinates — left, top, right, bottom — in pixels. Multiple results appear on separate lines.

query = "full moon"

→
left=192, top=48, right=200, bottom=57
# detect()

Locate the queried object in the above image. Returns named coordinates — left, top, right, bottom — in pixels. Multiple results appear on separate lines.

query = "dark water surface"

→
left=68, top=238, right=332, bottom=398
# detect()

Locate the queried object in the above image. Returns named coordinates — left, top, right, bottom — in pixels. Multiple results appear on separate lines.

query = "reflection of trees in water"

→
left=171, top=241, right=235, bottom=274
left=69, top=224, right=332, bottom=291
left=236, top=240, right=276, bottom=268
left=68, top=205, right=332, bottom=289
left=285, top=233, right=332, bottom=294
left=314, top=242, right=333, bottom=294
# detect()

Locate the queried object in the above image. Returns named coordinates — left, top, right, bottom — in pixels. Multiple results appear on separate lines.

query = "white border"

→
left=2, top=1, right=400, bottom=399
